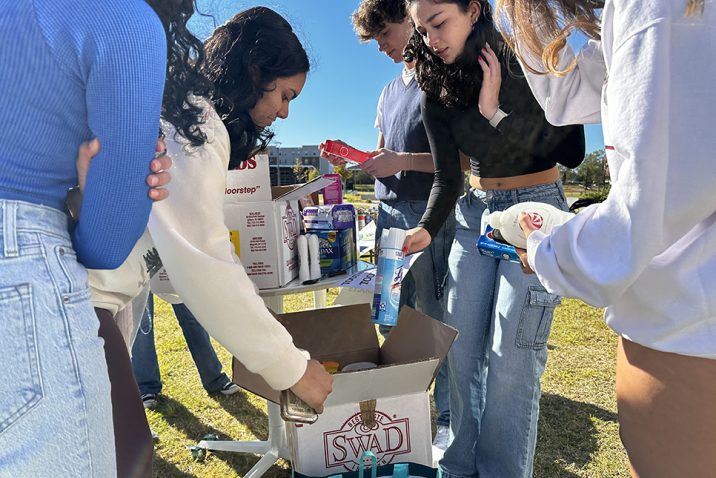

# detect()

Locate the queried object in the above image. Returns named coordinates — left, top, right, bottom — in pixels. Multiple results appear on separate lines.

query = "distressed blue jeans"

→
left=441, top=182, right=567, bottom=478
left=0, top=200, right=115, bottom=477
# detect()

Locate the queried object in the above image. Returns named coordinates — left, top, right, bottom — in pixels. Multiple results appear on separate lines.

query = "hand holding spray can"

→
left=372, top=228, right=406, bottom=327
left=371, top=230, right=390, bottom=323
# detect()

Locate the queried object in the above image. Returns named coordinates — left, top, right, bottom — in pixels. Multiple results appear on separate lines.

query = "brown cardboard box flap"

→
left=380, top=306, right=458, bottom=387
left=232, top=304, right=379, bottom=404
left=271, top=176, right=334, bottom=201
left=325, top=358, right=440, bottom=406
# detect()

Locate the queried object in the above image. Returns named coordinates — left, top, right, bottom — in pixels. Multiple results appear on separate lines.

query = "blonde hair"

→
left=496, top=0, right=705, bottom=76
left=686, top=0, right=705, bottom=16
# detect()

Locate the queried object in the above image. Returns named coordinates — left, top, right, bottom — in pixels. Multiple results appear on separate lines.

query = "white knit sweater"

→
left=89, top=102, right=308, bottom=389
left=522, top=0, right=716, bottom=357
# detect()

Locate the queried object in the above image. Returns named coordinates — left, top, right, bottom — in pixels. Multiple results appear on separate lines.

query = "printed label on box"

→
left=224, top=154, right=271, bottom=202
left=289, top=393, right=432, bottom=476
left=324, top=411, right=411, bottom=470
left=477, top=225, right=521, bottom=263
left=282, top=203, right=300, bottom=251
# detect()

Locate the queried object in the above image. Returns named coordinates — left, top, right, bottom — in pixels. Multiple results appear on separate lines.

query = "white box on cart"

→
left=223, top=160, right=333, bottom=289
left=232, top=304, right=458, bottom=475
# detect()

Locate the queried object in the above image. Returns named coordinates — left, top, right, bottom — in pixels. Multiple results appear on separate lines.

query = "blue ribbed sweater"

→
left=0, top=0, right=167, bottom=268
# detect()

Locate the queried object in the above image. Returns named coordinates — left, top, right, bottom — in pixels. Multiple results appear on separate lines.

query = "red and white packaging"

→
left=224, top=153, right=272, bottom=202
left=323, top=140, right=373, bottom=165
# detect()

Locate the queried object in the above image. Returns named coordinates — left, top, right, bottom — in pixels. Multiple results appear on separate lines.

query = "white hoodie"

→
left=522, top=0, right=716, bottom=357
left=89, top=101, right=308, bottom=390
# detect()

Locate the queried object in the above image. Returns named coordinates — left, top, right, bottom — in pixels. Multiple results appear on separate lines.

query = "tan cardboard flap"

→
left=232, top=304, right=379, bottom=404
left=278, top=304, right=379, bottom=361
left=273, top=176, right=335, bottom=201
left=380, top=306, right=458, bottom=387
left=324, top=358, right=439, bottom=407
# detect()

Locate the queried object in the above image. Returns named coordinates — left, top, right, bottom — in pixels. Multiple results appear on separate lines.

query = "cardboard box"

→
left=311, top=228, right=357, bottom=275
left=224, top=153, right=273, bottom=202
left=224, top=160, right=334, bottom=289
left=232, top=304, right=458, bottom=475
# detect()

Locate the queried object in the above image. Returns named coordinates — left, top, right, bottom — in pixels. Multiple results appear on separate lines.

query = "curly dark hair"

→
left=201, top=7, right=310, bottom=169
left=404, top=0, right=510, bottom=109
left=352, top=0, right=409, bottom=41
left=146, top=0, right=215, bottom=146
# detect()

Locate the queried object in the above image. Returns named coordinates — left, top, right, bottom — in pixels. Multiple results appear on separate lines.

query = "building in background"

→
left=267, top=145, right=334, bottom=186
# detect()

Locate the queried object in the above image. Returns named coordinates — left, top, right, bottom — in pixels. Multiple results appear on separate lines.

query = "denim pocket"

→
left=516, top=285, right=562, bottom=350
left=0, top=283, right=44, bottom=434
left=53, top=244, right=88, bottom=295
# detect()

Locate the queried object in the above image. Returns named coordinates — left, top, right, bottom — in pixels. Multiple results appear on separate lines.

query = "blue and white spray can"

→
left=372, top=228, right=406, bottom=327
left=371, top=229, right=390, bottom=323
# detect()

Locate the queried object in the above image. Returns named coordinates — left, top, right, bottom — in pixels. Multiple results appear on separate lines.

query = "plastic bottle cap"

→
left=487, top=211, right=502, bottom=229
left=384, top=228, right=406, bottom=250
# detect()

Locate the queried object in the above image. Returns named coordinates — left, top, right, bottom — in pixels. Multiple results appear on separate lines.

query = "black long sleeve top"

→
left=417, top=69, right=585, bottom=238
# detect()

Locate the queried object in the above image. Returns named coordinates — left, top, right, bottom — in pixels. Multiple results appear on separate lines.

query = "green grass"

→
left=562, top=185, right=588, bottom=198
left=147, top=293, right=628, bottom=477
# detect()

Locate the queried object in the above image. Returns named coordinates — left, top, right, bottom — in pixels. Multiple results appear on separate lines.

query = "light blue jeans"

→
left=0, top=200, right=115, bottom=477
left=132, top=294, right=232, bottom=395
left=440, top=183, right=567, bottom=478
left=376, top=199, right=455, bottom=427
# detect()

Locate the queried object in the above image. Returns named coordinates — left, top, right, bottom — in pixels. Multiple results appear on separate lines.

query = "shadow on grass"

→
left=155, top=394, right=290, bottom=477
left=215, top=389, right=272, bottom=441
left=158, top=390, right=268, bottom=441
left=153, top=456, right=195, bottom=478
left=535, top=393, right=618, bottom=477
left=153, top=454, right=290, bottom=478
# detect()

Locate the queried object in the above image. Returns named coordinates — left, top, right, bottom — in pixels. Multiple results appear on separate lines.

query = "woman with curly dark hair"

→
left=400, top=0, right=584, bottom=475
left=146, top=0, right=215, bottom=146
left=200, top=6, right=311, bottom=168
left=86, top=5, right=332, bottom=458
left=0, top=0, right=210, bottom=476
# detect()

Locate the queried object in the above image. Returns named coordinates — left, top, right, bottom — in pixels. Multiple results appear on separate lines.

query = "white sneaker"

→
left=432, top=424, right=450, bottom=451
left=432, top=445, right=445, bottom=468
left=219, top=381, right=241, bottom=396
left=432, top=425, right=450, bottom=467
left=141, top=393, right=158, bottom=409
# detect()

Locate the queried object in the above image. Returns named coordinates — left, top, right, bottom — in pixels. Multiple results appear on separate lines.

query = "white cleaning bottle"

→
left=308, top=234, right=322, bottom=281
left=488, top=201, right=574, bottom=249
left=297, top=235, right=310, bottom=283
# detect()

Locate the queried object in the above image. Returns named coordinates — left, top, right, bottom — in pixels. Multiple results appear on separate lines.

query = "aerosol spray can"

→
left=372, top=228, right=406, bottom=327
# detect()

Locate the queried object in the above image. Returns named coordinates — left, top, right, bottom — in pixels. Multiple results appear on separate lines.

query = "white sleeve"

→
left=147, top=114, right=307, bottom=391
left=88, top=230, right=153, bottom=316
left=375, top=87, right=386, bottom=131
left=527, top=21, right=707, bottom=307
left=518, top=39, right=606, bottom=125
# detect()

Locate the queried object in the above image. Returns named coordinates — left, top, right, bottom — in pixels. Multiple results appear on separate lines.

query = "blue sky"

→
left=191, top=0, right=604, bottom=153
